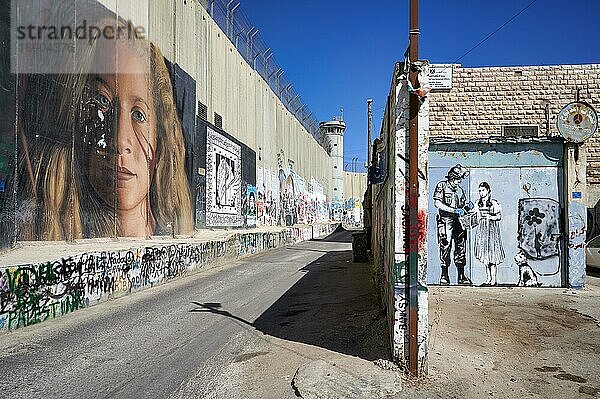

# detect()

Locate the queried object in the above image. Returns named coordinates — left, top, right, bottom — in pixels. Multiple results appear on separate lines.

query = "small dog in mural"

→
left=515, top=250, right=541, bottom=287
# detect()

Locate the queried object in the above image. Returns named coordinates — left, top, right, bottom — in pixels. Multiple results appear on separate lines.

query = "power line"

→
left=452, top=0, right=539, bottom=64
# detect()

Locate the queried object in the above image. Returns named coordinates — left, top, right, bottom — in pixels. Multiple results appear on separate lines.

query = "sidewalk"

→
left=414, top=275, right=600, bottom=398
left=0, top=223, right=334, bottom=267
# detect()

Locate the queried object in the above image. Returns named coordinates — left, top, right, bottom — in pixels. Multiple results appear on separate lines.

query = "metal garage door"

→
left=427, top=141, right=565, bottom=287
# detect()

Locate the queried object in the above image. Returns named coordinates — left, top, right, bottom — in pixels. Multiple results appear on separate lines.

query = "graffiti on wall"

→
left=0, top=1, right=198, bottom=245
left=244, top=185, right=258, bottom=227
left=0, top=222, right=338, bottom=331
left=255, top=167, right=279, bottom=226
left=518, top=198, right=561, bottom=259
left=0, top=241, right=228, bottom=330
left=279, top=168, right=296, bottom=226
left=206, top=127, right=242, bottom=227
left=369, top=72, right=430, bottom=369
left=428, top=143, right=565, bottom=287
left=568, top=202, right=586, bottom=288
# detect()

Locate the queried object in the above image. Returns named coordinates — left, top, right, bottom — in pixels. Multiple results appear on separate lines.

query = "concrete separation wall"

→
left=0, top=223, right=338, bottom=331
left=0, top=0, right=332, bottom=251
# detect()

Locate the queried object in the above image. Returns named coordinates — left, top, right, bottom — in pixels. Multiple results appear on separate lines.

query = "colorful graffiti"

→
left=0, top=223, right=337, bottom=331
left=244, top=185, right=258, bottom=227
left=371, top=69, right=429, bottom=371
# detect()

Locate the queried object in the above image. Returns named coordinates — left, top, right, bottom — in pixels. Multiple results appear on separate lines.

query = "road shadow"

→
left=310, top=224, right=350, bottom=242
left=254, top=231, right=389, bottom=361
left=190, top=230, right=389, bottom=361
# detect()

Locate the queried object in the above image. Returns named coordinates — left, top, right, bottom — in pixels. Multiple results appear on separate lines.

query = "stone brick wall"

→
left=428, top=64, right=600, bottom=202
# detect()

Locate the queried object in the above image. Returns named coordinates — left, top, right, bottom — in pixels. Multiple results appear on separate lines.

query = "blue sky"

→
left=241, top=0, right=599, bottom=172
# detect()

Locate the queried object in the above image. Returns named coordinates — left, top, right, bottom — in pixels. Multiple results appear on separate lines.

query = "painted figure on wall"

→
left=473, top=182, right=505, bottom=286
left=433, top=164, right=474, bottom=285
left=279, top=170, right=296, bottom=226
left=216, top=154, right=236, bottom=207
left=245, top=185, right=257, bottom=227
left=18, top=14, right=192, bottom=239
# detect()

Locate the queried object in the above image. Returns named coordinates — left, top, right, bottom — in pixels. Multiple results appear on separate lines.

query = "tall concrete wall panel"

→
left=0, top=0, right=332, bottom=250
left=0, top=222, right=339, bottom=332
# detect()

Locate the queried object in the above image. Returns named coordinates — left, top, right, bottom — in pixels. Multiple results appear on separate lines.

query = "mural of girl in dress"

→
left=474, top=182, right=505, bottom=286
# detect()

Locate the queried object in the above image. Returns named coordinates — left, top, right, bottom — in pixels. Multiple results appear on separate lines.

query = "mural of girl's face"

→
left=478, top=185, right=490, bottom=198
left=88, top=43, right=157, bottom=213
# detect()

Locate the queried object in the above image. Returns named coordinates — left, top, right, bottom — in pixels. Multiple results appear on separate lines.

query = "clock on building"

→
left=557, top=101, right=598, bottom=143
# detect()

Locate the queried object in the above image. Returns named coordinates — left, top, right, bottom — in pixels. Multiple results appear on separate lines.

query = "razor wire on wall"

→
left=198, top=0, right=329, bottom=151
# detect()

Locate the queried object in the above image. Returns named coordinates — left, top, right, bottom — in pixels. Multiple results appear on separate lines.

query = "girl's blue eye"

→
left=132, top=109, right=146, bottom=122
left=96, top=94, right=111, bottom=109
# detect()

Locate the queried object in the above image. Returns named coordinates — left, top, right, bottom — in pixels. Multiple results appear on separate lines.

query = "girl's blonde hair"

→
left=19, top=17, right=193, bottom=240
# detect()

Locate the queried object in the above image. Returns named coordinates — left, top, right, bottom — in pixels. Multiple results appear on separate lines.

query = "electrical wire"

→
left=451, top=0, right=539, bottom=65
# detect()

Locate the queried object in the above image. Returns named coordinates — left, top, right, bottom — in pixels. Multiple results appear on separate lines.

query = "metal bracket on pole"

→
left=226, top=1, right=240, bottom=37
left=268, top=67, right=282, bottom=81
left=253, top=52, right=262, bottom=69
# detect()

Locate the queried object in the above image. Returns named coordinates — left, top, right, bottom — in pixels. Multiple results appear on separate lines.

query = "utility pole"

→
left=367, top=99, right=373, bottom=166
left=408, top=0, right=420, bottom=378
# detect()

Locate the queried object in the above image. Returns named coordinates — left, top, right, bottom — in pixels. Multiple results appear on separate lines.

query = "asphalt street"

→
left=0, top=228, right=385, bottom=399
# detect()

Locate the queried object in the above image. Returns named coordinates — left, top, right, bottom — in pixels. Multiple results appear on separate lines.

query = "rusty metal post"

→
left=367, top=99, right=373, bottom=166
left=408, top=0, right=420, bottom=377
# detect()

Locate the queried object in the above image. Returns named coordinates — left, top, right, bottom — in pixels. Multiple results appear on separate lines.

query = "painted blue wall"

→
left=428, top=142, right=565, bottom=287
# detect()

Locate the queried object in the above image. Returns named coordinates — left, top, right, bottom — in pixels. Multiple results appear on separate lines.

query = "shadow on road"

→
left=191, top=229, right=390, bottom=362
left=310, top=224, right=349, bottom=242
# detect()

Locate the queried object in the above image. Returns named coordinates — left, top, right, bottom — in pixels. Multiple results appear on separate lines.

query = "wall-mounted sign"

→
left=429, top=64, right=453, bottom=90
left=557, top=101, right=598, bottom=143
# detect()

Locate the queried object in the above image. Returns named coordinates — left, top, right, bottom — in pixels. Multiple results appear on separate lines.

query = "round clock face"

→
left=557, top=101, right=598, bottom=143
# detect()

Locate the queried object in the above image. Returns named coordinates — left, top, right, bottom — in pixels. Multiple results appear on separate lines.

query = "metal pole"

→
left=408, top=0, right=420, bottom=378
left=248, top=29, right=259, bottom=62
left=367, top=98, right=373, bottom=166
left=226, top=1, right=235, bottom=37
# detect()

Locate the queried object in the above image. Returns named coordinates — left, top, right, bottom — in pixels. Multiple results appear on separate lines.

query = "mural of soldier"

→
left=433, top=164, right=474, bottom=285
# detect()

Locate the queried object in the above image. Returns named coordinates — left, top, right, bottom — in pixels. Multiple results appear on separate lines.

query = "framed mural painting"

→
left=206, top=127, right=243, bottom=227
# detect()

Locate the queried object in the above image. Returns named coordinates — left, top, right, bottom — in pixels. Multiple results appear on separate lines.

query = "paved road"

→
left=0, top=228, right=387, bottom=399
